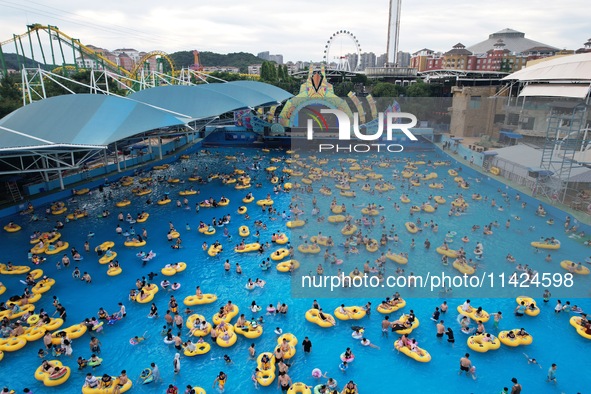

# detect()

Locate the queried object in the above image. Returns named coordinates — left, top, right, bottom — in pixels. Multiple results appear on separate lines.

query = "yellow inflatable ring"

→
left=271, top=248, right=290, bottom=261
left=287, top=382, right=312, bottom=394
left=498, top=329, right=533, bottom=347
left=376, top=299, right=406, bottom=314
left=184, top=342, right=211, bottom=356
left=276, top=260, right=300, bottom=272
left=467, top=334, right=501, bottom=352
left=394, top=340, right=431, bottom=362
left=456, top=305, right=490, bottom=322
left=305, top=309, right=335, bottom=328
left=184, top=294, right=217, bottom=306
left=334, top=306, right=366, bottom=321
left=239, top=226, right=250, bottom=237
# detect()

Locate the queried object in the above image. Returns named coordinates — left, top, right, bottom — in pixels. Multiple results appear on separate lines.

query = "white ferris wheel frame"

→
left=323, top=30, right=362, bottom=72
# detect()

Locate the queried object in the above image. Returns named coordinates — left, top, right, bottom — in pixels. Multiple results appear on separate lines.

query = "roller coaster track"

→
left=131, top=50, right=175, bottom=76
left=0, top=24, right=154, bottom=78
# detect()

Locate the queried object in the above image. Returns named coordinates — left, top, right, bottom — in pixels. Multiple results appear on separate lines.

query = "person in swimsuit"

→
left=113, top=370, right=128, bottom=394
left=277, top=371, right=292, bottom=392
left=510, top=377, right=522, bottom=394
left=459, top=353, right=475, bottom=379
left=100, top=374, right=113, bottom=389
left=436, top=320, right=445, bottom=337
left=213, top=371, right=227, bottom=392
left=343, top=381, right=358, bottom=394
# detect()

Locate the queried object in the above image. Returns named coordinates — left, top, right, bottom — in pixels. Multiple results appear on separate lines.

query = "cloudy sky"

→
left=0, top=0, right=588, bottom=62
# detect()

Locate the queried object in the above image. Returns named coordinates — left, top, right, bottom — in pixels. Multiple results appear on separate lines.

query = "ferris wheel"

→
left=323, top=30, right=362, bottom=72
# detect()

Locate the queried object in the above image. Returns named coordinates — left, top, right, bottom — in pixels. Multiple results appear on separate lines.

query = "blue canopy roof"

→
left=128, top=85, right=248, bottom=121
left=226, top=81, right=293, bottom=103
left=0, top=94, right=185, bottom=151
left=0, top=81, right=293, bottom=152
left=128, top=81, right=292, bottom=121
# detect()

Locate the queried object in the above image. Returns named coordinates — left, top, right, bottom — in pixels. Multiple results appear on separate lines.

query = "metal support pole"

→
left=158, top=136, right=163, bottom=160
left=58, top=169, right=64, bottom=190
left=114, top=142, right=121, bottom=172
left=103, top=149, right=109, bottom=174
left=42, top=157, right=50, bottom=182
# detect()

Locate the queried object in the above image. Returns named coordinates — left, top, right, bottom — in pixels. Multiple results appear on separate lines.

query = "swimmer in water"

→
left=311, top=368, right=328, bottom=379
left=360, top=337, right=380, bottom=349
left=212, top=371, right=227, bottom=392
left=523, top=353, right=542, bottom=369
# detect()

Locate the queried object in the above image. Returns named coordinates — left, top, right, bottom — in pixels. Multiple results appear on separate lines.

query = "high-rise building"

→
left=258, top=51, right=283, bottom=64
left=269, top=54, right=284, bottom=64
left=359, top=52, right=377, bottom=70
left=397, top=51, right=411, bottom=67
left=257, top=51, right=270, bottom=60
left=346, top=53, right=359, bottom=71
left=376, top=53, right=388, bottom=67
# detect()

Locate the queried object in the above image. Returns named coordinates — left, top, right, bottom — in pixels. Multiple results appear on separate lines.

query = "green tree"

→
left=260, top=61, right=278, bottom=82
left=0, top=74, right=22, bottom=118
left=371, top=82, right=404, bottom=97
left=260, top=62, right=269, bottom=81
left=333, top=81, right=354, bottom=96
left=351, top=73, right=368, bottom=85
left=207, top=72, right=255, bottom=82
left=268, top=62, right=277, bottom=82
left=406, top=79, right=431, bottom=97
left=168, top=51, right=264, bottom=73
left=277, top=64, right=285, bottom=81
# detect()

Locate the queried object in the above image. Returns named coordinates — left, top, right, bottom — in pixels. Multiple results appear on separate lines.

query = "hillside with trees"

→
left=168, top=51, right=264, bottom=73
left=1, top=53, right=52, bottom=71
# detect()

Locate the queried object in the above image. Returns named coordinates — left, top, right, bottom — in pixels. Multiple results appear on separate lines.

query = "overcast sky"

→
left=0, top=0, right=588, bottom=62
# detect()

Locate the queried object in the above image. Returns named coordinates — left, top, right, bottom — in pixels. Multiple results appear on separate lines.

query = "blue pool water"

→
left=0, top=147, right=589, bottom=394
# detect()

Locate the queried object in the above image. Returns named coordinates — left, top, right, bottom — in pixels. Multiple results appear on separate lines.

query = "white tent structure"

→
left=500, top=54, right=591, bottom=204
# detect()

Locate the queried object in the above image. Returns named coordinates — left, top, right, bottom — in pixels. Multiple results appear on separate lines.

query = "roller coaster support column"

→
left=0, top=45, right=6, bottom=77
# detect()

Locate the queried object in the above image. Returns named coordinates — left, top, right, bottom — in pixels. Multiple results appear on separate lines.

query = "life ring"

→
left=140, top=368, right=153, bottom=384
left=87, top=357, right=103, bottom=367
left=171, top=283, right=181, bottom=291
left=339, top=353, right=355, bottom=363
left=27, top=314, right=40, bottom=325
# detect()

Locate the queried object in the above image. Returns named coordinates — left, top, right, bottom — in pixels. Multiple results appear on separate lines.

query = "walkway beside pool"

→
left=436, top=140, right=591, bottom=227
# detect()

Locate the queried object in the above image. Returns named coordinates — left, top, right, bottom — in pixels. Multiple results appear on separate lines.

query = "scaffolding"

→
left=535, top=102, right=589, bottom=203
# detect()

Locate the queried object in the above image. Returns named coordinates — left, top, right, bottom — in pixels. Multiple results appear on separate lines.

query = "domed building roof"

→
left=467, top=28, right=558, bottom=55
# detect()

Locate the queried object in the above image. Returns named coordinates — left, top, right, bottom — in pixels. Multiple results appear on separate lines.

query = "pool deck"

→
left=437, top=141, right=591, bottom=227
left=0, top=138, right=204, bottom=218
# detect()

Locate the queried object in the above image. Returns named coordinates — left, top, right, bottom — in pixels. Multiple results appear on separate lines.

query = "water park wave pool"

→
left=0, top=147, right=589, bottom=394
